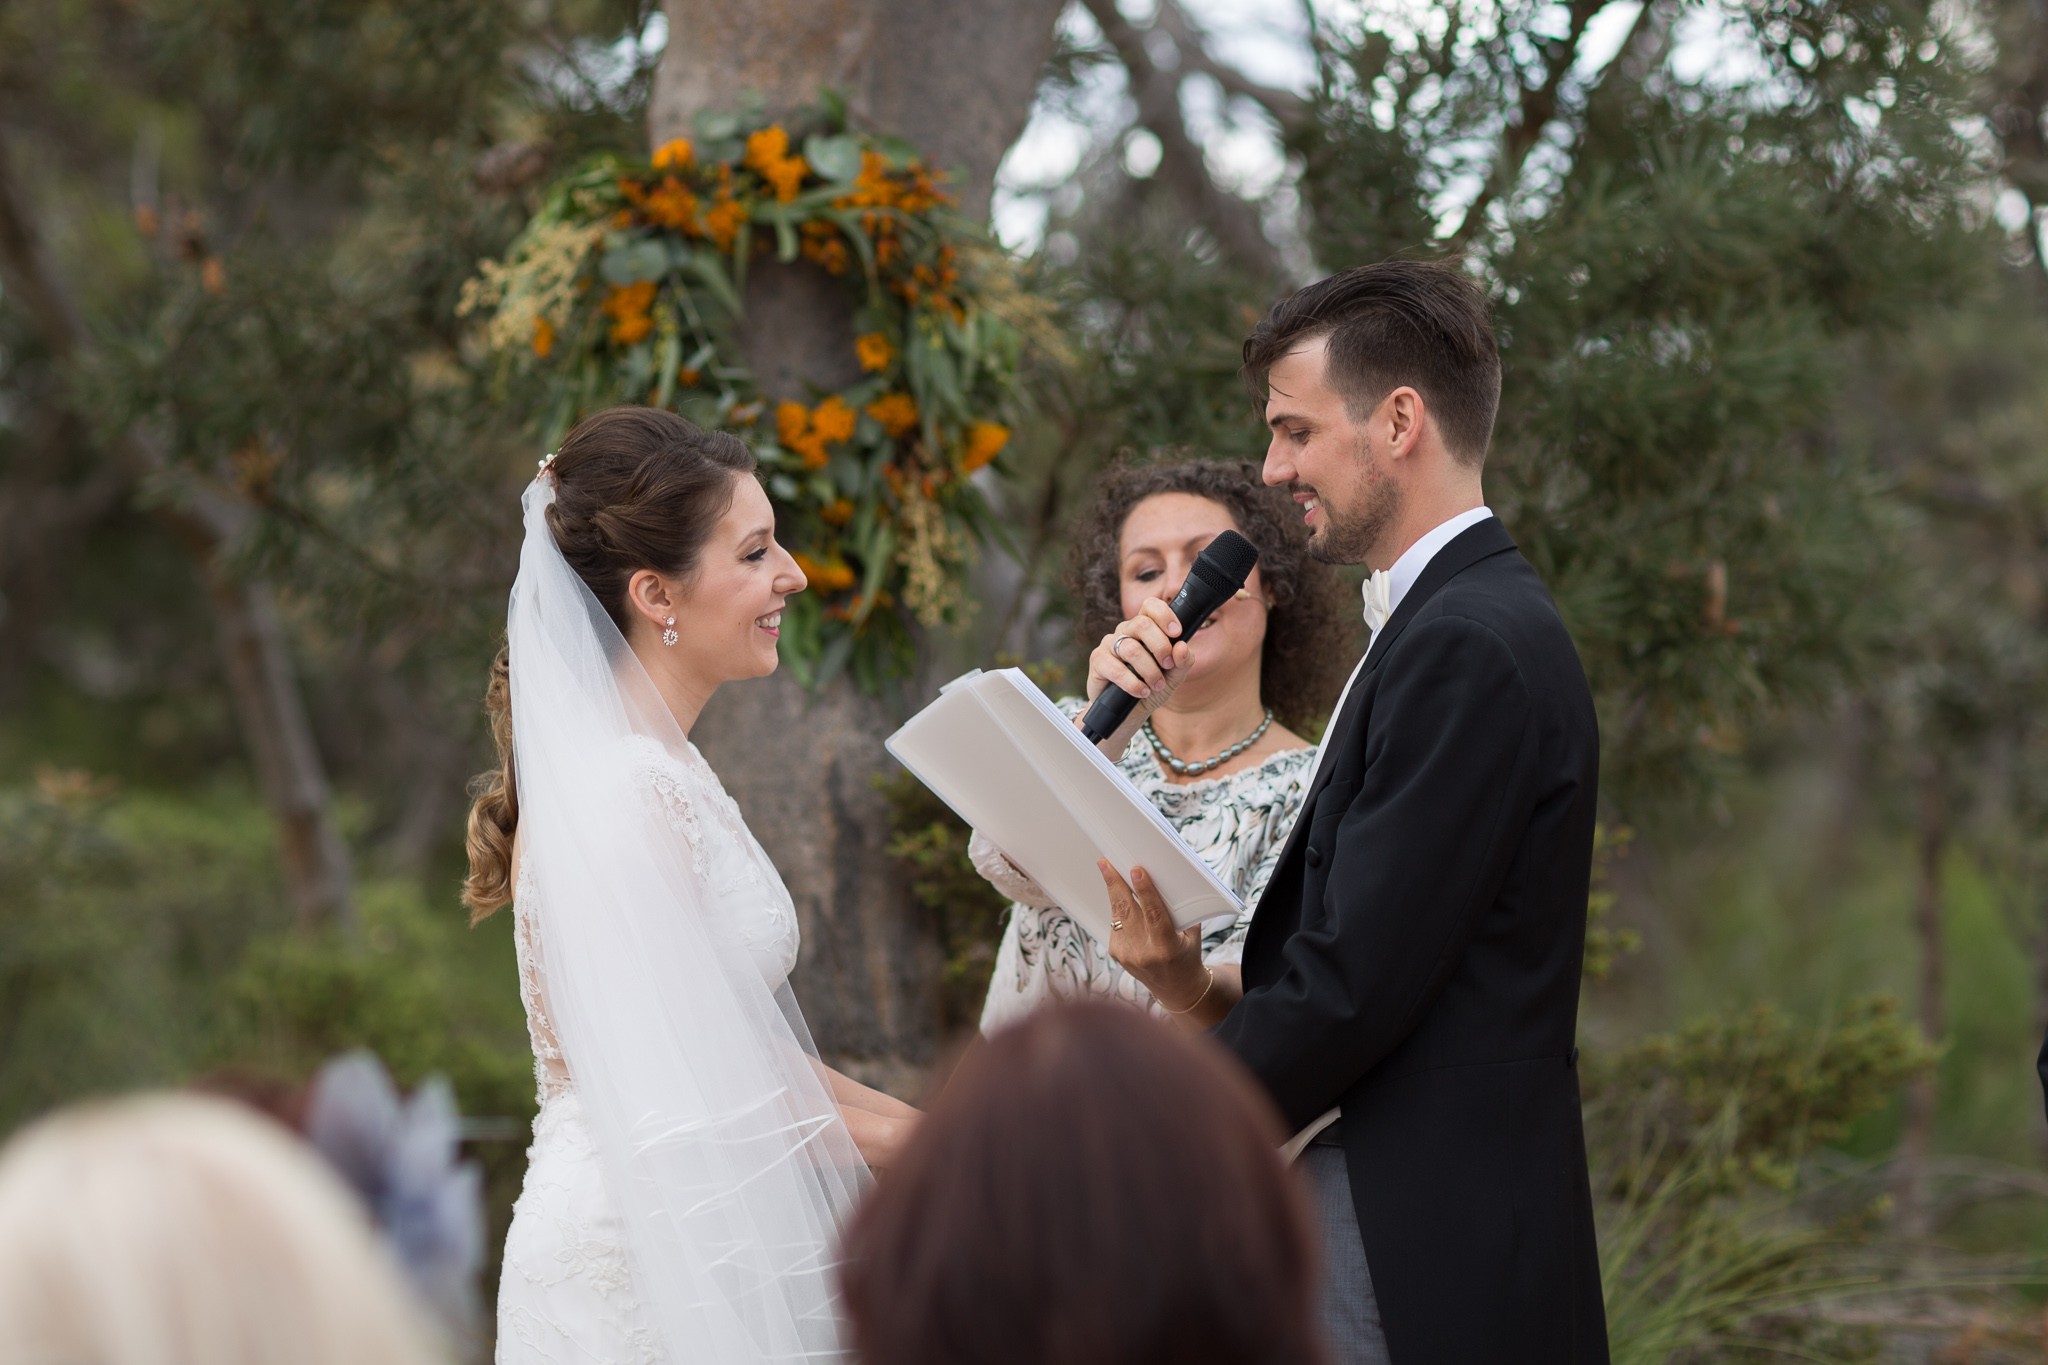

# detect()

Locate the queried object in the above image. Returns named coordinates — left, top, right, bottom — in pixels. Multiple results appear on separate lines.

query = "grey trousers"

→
left=1297, top=1143, right=1392, bottom=1365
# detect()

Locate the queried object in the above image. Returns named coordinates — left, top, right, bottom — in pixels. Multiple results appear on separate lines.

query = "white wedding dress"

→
left=493, top=478, right=865, bottom=1364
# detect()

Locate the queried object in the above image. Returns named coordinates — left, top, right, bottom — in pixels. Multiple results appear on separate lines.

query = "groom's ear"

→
left=1380, top=387, right=1428, bottom=461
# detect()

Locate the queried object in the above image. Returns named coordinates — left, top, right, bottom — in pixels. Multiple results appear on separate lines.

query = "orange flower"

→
left=601, top=280, right=657, bottom=319
left=651, top=138, right=694, bottom=170
left=201, top=257, right=226, bottom=295
left=800, top=233, right=850, bottom=274
left=744, top=126, right=791, bottom=169
left=821, top=497, right=855, bottom=526
left=793, top=434, right=829, bottom=469
left=532, top=317, right=555, bottom=358
left=611, top=208, right=636, bottom=229
left=610, top=314, right=653, bottom=346
left=865, top=392, right=919, bottom=439
left=743, top=125, right=808, bottom=203
left=776, top=400, right=810, bottom=447
left=854, top=332, right=894, bottom=372
left=791, top=551, right=857, bottom=592
left=677, top=366, right=700, bottom=387
left=701, top=196, right=746, bottom=251
left=810, top=395, right=857, bottom=444
left=642, top=176, right=699, bottom=231
left=960, top=422, right=1010, bottom=472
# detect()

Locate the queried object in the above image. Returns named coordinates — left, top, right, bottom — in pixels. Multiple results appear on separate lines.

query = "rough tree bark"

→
left=0, top=132, right=355, bottom=932
left=651, top=0, right=1063, bottom=1088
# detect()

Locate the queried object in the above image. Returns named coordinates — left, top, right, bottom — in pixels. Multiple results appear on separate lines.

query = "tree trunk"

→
left=652, top=0, right=1063, bottom=1081
left=0, top=131, right=355, bottom=931
left=1897, top=749, right=1947, bottom=1236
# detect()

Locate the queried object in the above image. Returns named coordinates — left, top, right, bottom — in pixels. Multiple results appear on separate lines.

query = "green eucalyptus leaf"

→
left=804, top=134, right=863, bottom=184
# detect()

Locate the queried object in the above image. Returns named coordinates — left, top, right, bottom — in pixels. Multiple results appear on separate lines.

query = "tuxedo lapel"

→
left=1255, top=518, right=1521, bottom=921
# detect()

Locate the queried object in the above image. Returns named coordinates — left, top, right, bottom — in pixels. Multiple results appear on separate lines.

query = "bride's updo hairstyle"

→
left=463, top=406, right=757, bottom=920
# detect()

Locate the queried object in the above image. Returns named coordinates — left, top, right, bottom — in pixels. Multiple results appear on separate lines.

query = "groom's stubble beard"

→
left=1302, top=435, right=1401, bottom=567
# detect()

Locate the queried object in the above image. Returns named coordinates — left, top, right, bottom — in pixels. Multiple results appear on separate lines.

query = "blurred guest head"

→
left=839, top=1001, right=1324, bottom=1365
left=0, top=1092, right=445, bottom=1365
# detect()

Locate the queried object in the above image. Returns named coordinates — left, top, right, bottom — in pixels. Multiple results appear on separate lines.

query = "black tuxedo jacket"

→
left=1213, top=517, right=1608, bottom=1364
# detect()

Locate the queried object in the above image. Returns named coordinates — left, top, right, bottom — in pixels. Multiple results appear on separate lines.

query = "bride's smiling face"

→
left=629, top=475, right=807, bottom=683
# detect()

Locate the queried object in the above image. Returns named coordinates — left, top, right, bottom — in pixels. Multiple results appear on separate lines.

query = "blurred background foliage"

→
left=4, top=0, right=2048, bottom=1352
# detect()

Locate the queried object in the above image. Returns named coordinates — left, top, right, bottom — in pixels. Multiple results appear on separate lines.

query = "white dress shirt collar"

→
left=1379, top=504, right=1495, bottom=637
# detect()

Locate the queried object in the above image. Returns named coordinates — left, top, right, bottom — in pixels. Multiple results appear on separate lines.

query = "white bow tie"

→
left=1362, top=570, right=1394, bottom=635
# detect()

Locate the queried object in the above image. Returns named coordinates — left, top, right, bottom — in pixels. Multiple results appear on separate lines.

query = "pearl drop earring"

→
left=662, top=616, right=678, bottom=647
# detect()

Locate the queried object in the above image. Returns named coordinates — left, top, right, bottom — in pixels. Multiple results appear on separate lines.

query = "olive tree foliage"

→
left=0, top=0, right=662, bottom=898
left=998, top=0, right=2018, bottom=809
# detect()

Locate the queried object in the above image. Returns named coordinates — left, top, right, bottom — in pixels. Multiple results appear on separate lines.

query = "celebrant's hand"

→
left=1085, top=596, right=1191, bottom=717
left=1097, top=860, right=1238, bottom=1030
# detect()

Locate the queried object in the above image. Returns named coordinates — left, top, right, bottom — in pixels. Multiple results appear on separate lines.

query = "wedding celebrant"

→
left=1092, top=261, right=1608, bottom=1364
left=970, top=458, right=1354, bottom=1029
left=463, top=407, right=919, bottom=1363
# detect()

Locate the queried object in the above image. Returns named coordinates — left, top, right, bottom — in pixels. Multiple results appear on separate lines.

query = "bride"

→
left=462, top=406, right=918, bottom=1363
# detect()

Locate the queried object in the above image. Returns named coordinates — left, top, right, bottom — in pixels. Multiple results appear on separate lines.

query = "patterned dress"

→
left=978, top=697, right=1315, bottom=1033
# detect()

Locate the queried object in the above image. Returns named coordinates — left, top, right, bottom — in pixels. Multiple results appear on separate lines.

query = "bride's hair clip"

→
left=536, top=450, right=558, bottom=481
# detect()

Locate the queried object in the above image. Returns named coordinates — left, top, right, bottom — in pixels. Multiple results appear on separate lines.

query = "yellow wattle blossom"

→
left=854, top=332, right=894, bottom=372
left=865, top=392, right=919, bottom=439
left=810, top=395, right=857, bottom=443
left=960, top=422, right=1010, bottom=472
left=532, top=317, right=555, bottom=358
left=651, top=138, right=694, bottom=171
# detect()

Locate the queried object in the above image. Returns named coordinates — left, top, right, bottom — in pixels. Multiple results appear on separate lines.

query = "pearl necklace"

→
left=1142, top=709, right=1274, bottom=777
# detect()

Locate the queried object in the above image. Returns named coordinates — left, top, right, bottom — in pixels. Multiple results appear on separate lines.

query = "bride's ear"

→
left=626, top=568, right=678, bottom=635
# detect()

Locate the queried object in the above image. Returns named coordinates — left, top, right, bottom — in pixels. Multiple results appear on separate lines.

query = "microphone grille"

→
left=1193, top=529, right=1260, bottom=590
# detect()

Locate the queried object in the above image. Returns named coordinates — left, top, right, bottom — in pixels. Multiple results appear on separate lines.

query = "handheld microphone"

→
left=1078, top=529, right=1260, bottom=745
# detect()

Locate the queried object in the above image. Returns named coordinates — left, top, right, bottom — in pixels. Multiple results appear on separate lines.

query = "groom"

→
left=1106, top=261, right=1606, bottom=1363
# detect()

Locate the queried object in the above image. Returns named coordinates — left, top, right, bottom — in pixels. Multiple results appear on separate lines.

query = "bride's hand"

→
left=842, top=1107, right=918, bottom=1172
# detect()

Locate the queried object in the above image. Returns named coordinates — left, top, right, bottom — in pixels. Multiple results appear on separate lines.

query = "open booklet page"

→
left=886, top=668, right=1243, bottom=944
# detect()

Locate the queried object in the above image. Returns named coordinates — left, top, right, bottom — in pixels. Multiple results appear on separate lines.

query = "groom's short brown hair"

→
left=1243, top=258, right=1501, bottom=467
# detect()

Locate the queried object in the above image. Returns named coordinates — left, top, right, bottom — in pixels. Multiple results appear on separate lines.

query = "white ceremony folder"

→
left=885, top=668, right=1243, bottom=944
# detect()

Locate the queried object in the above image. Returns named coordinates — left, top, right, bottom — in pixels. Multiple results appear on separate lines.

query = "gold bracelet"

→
left=1165, top=966, right=1216, bottom=1016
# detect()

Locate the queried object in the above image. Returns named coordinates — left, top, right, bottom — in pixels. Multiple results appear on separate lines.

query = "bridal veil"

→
left=507, top=476, right=866, bottom=1361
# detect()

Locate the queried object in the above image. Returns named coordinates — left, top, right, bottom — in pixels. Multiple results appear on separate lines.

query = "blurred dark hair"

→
left=839, top=1001, right=1325, bottom=1365
left=463, top=406, right=757, bottom=920
left=1069, top=457, right=1356, bottom=733
left=1242, top=259, right=1501, bottom=466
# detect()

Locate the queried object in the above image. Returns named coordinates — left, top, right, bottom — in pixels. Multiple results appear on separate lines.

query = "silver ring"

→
left=1111, top=635, right=1129, bottom=658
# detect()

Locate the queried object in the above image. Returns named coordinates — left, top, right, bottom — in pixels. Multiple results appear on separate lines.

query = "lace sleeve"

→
left=633, top=741, right=710, bottom=883
left=512, top=861, right=571, bottom=1099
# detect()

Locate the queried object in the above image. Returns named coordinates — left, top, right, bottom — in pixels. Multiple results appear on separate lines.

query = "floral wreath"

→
left=460, top=105, right=1027, bottom=687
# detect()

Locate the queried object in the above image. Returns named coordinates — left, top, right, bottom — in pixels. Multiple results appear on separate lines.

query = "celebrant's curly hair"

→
left=463, top=406, right=757, bottom=920
left=1068, top=457, right=1358, bottom=735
